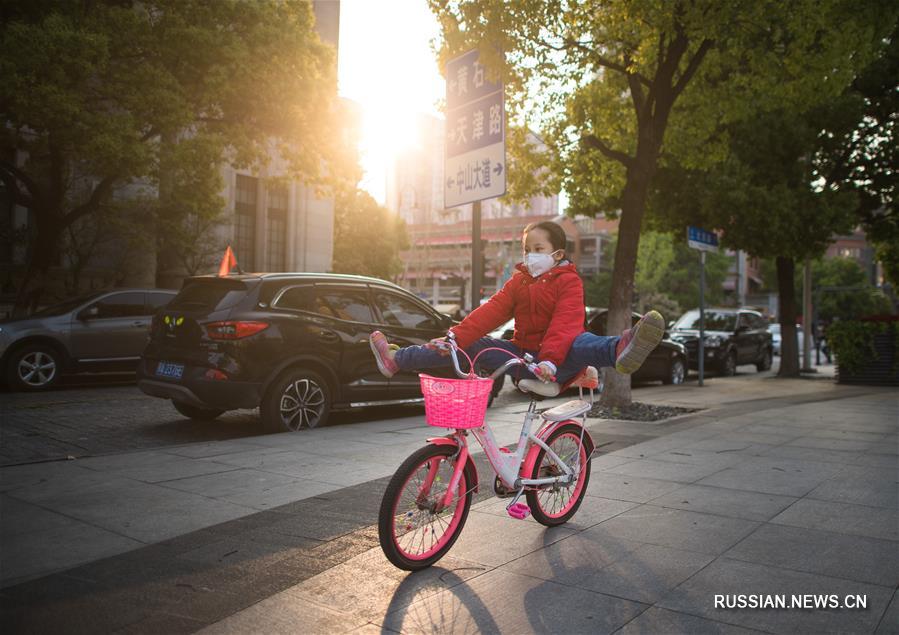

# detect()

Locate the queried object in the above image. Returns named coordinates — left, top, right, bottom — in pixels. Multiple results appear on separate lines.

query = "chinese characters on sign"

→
left=445, top=49, right=506, bottom=208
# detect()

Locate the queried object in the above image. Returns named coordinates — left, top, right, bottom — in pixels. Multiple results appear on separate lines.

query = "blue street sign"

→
left=687, top=226, right=719, bottom=252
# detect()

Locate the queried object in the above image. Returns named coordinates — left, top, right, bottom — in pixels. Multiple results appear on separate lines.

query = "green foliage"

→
left=810, top=258, right=894, bottom=322
left=583, top=230, right=730, bottom=315
left=827, top=320, right=898, bottom=375
left=331, top=189, right=409, bottom=281
left=0, top=0, right=354, bottom=301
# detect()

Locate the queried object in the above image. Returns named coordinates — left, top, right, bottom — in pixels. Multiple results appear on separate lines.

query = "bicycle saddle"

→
left=517, top=366, right=600, bottom=398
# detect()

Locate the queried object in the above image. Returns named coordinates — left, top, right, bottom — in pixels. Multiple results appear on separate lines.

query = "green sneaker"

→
left=615, top=310, right=665, bottom=375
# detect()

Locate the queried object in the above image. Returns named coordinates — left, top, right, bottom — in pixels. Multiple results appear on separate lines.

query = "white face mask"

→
left=524, top=250, right=561, bottom=277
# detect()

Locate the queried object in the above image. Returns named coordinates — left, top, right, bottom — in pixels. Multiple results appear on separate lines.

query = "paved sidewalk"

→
left=2, top=372, right=896, bottom=633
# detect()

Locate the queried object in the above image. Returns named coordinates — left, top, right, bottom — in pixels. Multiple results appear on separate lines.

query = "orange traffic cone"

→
left=218, top=245, right=238, bottom=277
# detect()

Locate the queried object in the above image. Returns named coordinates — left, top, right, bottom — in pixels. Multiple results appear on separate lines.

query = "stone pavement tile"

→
left=676, top=438, right=775, bottom=456
left=78, top=452, right=240, bottom=484
left=804, top=428, right=892, bottom=442
left=603, top=458, right=727, bottom=484
left=290, top=547, right=488, bottom=623
left=0, top=572, right=154, bottom=633
left=381, top=568, right=647, bottom=634
left=586, top=473, right=684, bottom=504
left=876, top=589, right=899, bottom=635
left=696, top=456, right=844, bottom=497
left=10, top=476, right=257, bottom=543
left=617, top=607, right=765, bottom=634
left=657, top=558, right=894, bottom=634
left=445, top=510, right=576, bottom=567
left=595, top=505, right=759, bottom=556
left=0, top=493, right=75, bottom=537
left=161, top=439, right=275, bottom=459
left=854, top=452, right=899, bottom=468
left=725, top=523, right=899, bottom=587
left=0, top=460, right=110, bottom=495
left=761, top=444, right=863, bottom=465
left=197, top=590, right=367, bottom=635
left=807, top=464, right=899, bottom=509
left=502, top=525, right=646, bottom=580
left=649, top=484, right=797, bottom=522
left=0, top=518, right=143, bottom=588
left=647, top=449, right=750, bottom=470
left=771, top=498, right=899, bottom=542
left=713, top=431, right=801, bottom=446
left=473, top=493, right=638, bottom=531
left=590, top=454, right=637, bottom=471
left=786, top=436, right=882, bottom=453
left=113, top=612, right=207, bottom=635
left=511, top=538, right=713, bottom=605
left=159, top=467, right=338, bottom=511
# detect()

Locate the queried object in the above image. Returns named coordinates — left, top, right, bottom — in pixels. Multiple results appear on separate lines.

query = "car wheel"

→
left=663, top=357, right=686, bottom=385
left=261, top=368, right=331, bottom=432
left=172, top=401, right=225, bottom=421
left=7, top=344, right=63, bottom=391
left=720, top=351, right=737, bottom=377
left=756, top=348, right=773, bottom=372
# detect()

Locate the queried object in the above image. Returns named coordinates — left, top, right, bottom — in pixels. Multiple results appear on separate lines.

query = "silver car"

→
left=0, top=289, right=176, bottom=390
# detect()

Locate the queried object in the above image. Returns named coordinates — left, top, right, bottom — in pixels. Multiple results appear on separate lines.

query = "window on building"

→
left=267, top=182, right=288, bottom=271
left=235, top=174, right=257, bottom=270
left=839, top=247, right=861, bottom=259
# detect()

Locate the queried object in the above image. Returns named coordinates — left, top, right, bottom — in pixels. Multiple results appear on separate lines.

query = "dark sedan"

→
left=669, top=308, right=773, bottom=376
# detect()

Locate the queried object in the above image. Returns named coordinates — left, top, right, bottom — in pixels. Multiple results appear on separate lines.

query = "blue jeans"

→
left=393, top=333, right=620, bottom=384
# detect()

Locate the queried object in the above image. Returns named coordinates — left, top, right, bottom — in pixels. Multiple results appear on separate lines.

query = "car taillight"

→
left=205, top=321, right=269, bottom=340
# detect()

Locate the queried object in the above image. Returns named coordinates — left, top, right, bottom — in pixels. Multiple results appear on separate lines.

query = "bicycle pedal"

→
left=507, top=502, right=530, bottom=520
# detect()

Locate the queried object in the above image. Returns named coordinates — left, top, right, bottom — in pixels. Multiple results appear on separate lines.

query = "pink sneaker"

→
left=370, top=331, right=399, bottom=378
left=615, top=310, right=664, bottom=374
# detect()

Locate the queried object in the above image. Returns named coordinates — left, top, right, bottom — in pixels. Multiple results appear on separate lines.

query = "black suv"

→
left=137, top=273, right=483, bottom=432
left=669, top=308, right=773, bottom=376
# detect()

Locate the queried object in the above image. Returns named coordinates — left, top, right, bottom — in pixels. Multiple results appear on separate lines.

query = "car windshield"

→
left=674, top=310, right=737, bottom=331
left=30, top=292, right=106, bottom=317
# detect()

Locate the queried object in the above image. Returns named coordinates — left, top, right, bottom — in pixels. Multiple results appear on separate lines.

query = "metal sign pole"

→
left=699, top=250, right=706, bottom=387
left=471, top=201, right=482, bottom=311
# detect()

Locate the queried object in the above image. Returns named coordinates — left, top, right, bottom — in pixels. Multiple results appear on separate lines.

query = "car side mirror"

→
left=79, top=306, right=99, bottom=320
left=440, top=313, right=455, bottom=327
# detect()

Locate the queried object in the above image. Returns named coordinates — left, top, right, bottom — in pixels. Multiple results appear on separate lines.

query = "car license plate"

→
left=155, top=361, right=184, bottom=379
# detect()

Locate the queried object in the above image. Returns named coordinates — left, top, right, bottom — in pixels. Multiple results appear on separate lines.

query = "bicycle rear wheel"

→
left=378, top=444, right=474, bottom=571
left=526, top=423, right=592, bottom=526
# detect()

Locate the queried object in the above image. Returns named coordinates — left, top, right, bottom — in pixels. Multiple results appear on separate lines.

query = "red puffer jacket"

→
left=450, top=262, right=585, bottom=367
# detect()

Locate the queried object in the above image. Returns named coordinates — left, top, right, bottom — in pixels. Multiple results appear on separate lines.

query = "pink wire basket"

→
left=420, top=373, right=493, bottom=429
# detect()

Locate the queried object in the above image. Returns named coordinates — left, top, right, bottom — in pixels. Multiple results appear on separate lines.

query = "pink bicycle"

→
left=378, top=333, right=600, bottom=571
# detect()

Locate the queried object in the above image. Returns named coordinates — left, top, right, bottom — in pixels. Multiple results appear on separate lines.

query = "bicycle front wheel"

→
left=526, top=423, right=592, bottom=526
left=378, top=444, right=474, bottom=571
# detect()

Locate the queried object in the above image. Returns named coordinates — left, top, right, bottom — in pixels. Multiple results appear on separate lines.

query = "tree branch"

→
left=0, top=159, right=40, bottom=201
left=65, top=174, right=120, bottom=227
left=624, top=53, right=647, bottom=118
left=672, top=38, right=714, bottom=97
left=543, top=36, right=652, bottom=87
left=581, top=134, right=634, bottom=168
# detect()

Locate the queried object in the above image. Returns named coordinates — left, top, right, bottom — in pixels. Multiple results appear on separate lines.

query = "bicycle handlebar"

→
left=442, top=332, right=552, bottom=382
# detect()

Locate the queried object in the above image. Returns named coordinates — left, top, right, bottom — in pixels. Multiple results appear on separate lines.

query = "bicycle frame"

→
left=427, top=335, right=593, bottom=511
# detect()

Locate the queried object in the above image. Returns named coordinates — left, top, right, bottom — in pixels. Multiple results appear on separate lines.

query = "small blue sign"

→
left=687, top=226, right=719, bottom=252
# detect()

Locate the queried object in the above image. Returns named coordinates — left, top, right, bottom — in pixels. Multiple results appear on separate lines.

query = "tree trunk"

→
left=601, top=159, right=654, bottom=407
left=776, top=256, right=800, bottom=377
left=12, top=208, right=63, bottom=317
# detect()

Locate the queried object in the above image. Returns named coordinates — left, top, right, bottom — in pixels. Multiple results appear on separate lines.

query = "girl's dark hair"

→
left=523, top=221, right=567, bottom=251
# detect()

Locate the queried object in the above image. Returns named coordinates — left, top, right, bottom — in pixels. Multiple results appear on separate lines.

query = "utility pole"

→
left=802, top=258, right=814, bottom=372
left=471, top=201, right=482, bottom=311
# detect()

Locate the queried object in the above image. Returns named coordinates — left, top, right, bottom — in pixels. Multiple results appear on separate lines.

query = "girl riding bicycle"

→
left=370, top=220, right=664, bottom=385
